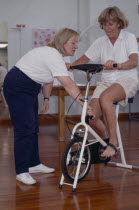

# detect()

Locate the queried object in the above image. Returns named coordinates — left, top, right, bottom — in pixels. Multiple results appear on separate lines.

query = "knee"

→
left=99, top=92, right=112, bottom=109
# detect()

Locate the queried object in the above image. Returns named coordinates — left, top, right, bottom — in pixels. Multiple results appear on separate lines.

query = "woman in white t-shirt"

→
left=71, top=7, right=139, bottom=159
left=3, top=28, right=92, bottom=185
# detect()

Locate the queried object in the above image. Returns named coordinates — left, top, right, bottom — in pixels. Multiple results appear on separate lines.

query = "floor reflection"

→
left=60, top=180, right=116, bottom=210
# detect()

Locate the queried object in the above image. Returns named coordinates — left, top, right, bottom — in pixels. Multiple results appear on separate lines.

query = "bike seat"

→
left=70, top=64, right=103, bottom=73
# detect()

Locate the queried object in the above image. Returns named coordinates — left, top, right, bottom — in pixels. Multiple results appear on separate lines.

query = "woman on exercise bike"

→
left=70, top=6, right=139, bottom=159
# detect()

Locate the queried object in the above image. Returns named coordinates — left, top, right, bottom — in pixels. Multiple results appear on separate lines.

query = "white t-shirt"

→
left=85, top=30, right=139, bottom=83
left=15, top=46, right=69, bottom=84
left=53, top=56, right=74, bottom=86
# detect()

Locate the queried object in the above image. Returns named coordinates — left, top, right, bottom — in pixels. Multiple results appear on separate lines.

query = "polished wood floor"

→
left=0, top=106, right=139, bottom=210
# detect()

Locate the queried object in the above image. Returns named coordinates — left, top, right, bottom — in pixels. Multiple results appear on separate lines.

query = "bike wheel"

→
left=61, top=136, right=92, bottom=183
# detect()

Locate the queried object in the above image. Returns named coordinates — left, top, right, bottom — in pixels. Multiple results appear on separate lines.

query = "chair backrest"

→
left=114, top=97, right=134, bottom=105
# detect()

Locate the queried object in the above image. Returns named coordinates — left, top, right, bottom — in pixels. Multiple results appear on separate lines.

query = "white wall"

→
left=89, top=0, right=139, bottom=40
left=5, top=1, right=77, bottom=68
left=0, top=0, right=90, bottom=114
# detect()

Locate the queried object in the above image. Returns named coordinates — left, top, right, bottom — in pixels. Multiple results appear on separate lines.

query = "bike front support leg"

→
left=59, top=174, right=65, bottom=188
left=72, top=125, right=88, bottom=191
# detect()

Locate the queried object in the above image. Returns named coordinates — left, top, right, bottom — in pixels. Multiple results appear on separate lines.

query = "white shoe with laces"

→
left=16, top=172, right=36, bottom=185
left=29, top=164, right=55, bottom=173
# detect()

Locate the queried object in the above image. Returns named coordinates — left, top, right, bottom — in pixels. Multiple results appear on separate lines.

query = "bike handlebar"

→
left=70, top=63, right=117, bottom=73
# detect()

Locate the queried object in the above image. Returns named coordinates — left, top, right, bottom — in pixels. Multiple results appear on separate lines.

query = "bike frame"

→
left=60, top=67, right=139, bottom=191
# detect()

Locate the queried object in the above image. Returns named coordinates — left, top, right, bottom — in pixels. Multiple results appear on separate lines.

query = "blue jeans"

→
left=3, top=66, right=41, bottom=174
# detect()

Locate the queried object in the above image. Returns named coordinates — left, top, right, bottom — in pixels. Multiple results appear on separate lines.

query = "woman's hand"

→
left=40, top=99, right=49, bottom=114
left=86, top=105, right=95, bottom=119
left=103, top=60, right=117, bottom=70
left=65, top=62, right=72, bottom=71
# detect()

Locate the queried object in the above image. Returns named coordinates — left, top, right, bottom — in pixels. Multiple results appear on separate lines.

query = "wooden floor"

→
left=0, top=107, right=139, bottom=210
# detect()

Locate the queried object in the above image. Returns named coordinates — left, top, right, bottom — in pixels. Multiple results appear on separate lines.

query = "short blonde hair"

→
left=98, top=6, right=129, bottom=29
left=47, top=28, right=79, bottom=55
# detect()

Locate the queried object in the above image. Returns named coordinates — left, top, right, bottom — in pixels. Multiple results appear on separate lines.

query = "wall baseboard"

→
left=39, top=113, right=139, bottom=124
left=0, top=113, right=139, bottom=126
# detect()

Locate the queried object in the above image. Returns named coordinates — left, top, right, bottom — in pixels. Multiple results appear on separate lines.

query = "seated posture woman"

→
left=71, top=6, right=139, bottom=158
left=3, top=28, right=92, bottom=185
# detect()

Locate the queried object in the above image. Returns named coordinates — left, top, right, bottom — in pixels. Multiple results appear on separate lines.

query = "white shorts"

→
left=92, top=76, right=139, bottom=106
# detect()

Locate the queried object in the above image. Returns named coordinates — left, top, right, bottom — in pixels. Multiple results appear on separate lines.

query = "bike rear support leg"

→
left=108, top=104, right=139, bottom=169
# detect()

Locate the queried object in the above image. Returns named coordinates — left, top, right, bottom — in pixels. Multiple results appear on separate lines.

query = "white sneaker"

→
left=16, top=172, right=36, bottom=185
left=29, top=164, right=55, bottom=174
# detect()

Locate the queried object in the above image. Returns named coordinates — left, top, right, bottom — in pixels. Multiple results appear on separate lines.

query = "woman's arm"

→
left=66, top=54, right=90, bottom=72
left=56, top=76, right=84, bottom=106
left=117, top=53, right=138, bottom=70
left=72, top=54, right=90, bottom=66
left=40, top=81, right=53, bottom=114
left=104, top=53, right=138, bottom=70
left=65, top=53, right=90, bottom=72
left=42, top=81, right=53, bottom=99
left=56, top=75, right=93, bottom=115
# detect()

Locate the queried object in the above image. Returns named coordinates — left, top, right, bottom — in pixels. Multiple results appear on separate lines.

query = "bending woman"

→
left=3, top=28, right=92, bottom=185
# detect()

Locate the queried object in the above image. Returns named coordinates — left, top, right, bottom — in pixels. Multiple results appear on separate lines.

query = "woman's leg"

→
left=29, top=97, right=40, bottom=168
left=9, top=94, right=40, bottom=174
left=3, top=68, right=41, bottom=174
left=89, top=98, right=108, bottom=139
left=99, top=83, right=126, bottom=158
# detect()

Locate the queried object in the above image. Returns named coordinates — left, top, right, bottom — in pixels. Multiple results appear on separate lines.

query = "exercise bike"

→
left=59, top=63, right=139, bottom=192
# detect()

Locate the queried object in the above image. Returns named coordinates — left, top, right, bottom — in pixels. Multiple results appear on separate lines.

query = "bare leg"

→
left=99, top=83, right=126, bottom=158
left=89, top=98, right=108, bottom=139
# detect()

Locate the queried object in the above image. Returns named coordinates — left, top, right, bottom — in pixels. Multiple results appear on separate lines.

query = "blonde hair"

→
left=98, top=6, right=129, bottom=29
left=47, top=28, right=79, bottom=55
